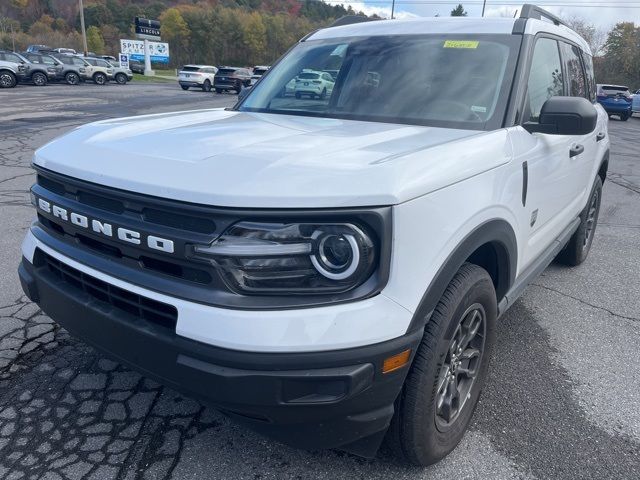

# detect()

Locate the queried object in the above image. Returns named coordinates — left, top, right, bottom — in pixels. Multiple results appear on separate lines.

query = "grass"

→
left=132, top=72, right=175, bottom=83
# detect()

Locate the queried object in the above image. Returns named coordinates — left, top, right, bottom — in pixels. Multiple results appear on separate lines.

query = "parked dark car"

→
left=0, top=50, right=59, bottom=86
left=50, top=54, right=91, bottom=85
left=596, top=84, right=633, bottom=121
left=214, top=66, right=252, bottom=94
left=129, top=59, right=144, bottom=74
left=25, top=44, right=52, bottom=53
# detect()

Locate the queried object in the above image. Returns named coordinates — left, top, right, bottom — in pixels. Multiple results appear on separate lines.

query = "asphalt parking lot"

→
left=0, top=83, right=639, bottom=479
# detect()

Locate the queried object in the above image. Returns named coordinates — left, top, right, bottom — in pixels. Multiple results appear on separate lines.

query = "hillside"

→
left=0, top=0, right=370, bottom=66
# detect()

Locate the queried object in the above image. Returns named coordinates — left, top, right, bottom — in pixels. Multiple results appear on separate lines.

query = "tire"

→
left=31, top=71, right=47, bottom=86
left=319, top=88, right=327, bottom=100
left=65, top=72, right=80, bottom=85
left=115, top=73, right=128, bottom=85
left=93, top=72, right=107, bottom=85
left=0, top=70, right=16, bottom=88
left=215, top=88, right=223, bottom=94
left=555, top=176, right=602, bottom=266
left=295, top=92, right=301, bottom=99
left=620, top=113, right=629, bottom=121
left=387, top=263, right=496, bottom=466
left=202, top=80, right=211, bottom=92
left=181, top=85, right=189, bottom=91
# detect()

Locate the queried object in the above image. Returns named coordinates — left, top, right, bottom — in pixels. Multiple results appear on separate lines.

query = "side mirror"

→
left=524, top=96, right=597, bottom=135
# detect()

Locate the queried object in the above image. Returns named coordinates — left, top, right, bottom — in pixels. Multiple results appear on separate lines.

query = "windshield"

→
left=239, top=34, right=520, bottom=129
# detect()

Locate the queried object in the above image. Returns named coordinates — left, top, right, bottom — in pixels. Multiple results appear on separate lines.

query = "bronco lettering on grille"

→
left=37, top=198, right=175, bottom=254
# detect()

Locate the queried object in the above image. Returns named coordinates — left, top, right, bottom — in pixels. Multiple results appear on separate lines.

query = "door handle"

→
left=596, top=132, right=606, bottom=142
left=569, top=144, right=584, bottom=158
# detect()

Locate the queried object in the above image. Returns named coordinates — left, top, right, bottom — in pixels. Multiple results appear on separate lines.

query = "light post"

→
left=79, top=0, right=88, bottom=56
left=391, top=0, right=395, bottom=19
left=482, top=0, right=487, bottom=17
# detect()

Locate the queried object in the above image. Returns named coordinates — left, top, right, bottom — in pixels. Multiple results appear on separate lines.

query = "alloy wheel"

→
left=435, top=303, right=486, bottom=431
left=0, top=73, right=15, bottom=88
left=583, top=189, right=599, bottom=247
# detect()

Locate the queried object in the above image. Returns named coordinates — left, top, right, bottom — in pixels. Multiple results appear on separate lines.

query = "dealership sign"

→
left=120, top=40, right=169, bottom=64
left=135, top=17, right=161, bottom=41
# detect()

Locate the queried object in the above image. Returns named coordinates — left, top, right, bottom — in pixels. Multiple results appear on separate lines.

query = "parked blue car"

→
left=597, top=84, right=633, bottom=121
left=632, top=89, right=640, bottom=118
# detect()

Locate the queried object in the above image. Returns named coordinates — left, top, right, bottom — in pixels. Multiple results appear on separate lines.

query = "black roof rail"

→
left=329, top=15, right=374, bottom=28
left=519, top=4, right=568, bottom=27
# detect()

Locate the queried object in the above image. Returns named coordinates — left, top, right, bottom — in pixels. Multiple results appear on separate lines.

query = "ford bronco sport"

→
left=18, top=5, right=609, bottom=466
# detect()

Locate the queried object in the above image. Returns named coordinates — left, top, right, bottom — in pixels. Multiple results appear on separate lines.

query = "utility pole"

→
left=482, top=0, right=487, bottom=17
left=391, top=0, right=395, bottom=19
left=79, top=0, right=88, bottom=56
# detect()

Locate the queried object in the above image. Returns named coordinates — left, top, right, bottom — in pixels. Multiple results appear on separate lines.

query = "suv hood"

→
left=34, top=108, right=510, bottom=208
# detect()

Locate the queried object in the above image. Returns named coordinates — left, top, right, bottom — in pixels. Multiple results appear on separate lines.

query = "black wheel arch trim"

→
left=598, top=148, right=610, bottom=184
left=406, top=219, right=517, bottom=333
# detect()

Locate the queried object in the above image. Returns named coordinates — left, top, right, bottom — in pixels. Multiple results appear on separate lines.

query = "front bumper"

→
left=18, top=250, right=421, bottom=455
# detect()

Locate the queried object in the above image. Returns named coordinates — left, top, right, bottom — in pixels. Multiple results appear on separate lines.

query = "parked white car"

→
left=250, top=65, right=269, bottom=85
left=294, top=70, right=335, bottom=99
left=20, top=5, right=609, bottom=468
left=178, top=65, right=218, bottom=92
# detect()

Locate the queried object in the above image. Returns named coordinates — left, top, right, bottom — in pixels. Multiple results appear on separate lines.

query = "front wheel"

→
left=65, top=72, right=80, bottom=85
left=181, top=85, right=189, bottom=91
left=215, top=88, right=223, bottom=94
left=202, top=80, right=211, bottom=92
left=32, top=71, right=47, bottom=86
left=555, top=176, right=602, bottom=266
left=93, top=72, right=107, bottom=85
left=620, top=113, right=629, bottom=121
left=0, top=70, right=17, bottom=88
left=115, top=73, right=128, bottom=85
left=387, top=263, right=496, bottom=466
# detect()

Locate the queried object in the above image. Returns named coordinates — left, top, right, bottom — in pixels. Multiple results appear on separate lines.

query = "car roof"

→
left=182, top=64, right=216, bottom=68
left=308, top=17, right=591, bottom=55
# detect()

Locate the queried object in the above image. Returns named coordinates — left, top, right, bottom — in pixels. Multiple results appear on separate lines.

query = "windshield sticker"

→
left=443, top=40, right=479, bottom=49
left=471, top=105, right=487, bottom=113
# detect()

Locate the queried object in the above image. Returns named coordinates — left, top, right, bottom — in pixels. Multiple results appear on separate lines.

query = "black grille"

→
left=39, top=250, right=178, bottom=330
left=36, top=172, right=217, bottom=235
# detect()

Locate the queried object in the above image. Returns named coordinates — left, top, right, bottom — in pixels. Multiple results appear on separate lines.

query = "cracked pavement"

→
left=0, top=83, right=639, bottom=479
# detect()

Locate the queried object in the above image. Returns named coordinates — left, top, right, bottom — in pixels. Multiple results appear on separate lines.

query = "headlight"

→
left=190, top=221, right=377, bottom=295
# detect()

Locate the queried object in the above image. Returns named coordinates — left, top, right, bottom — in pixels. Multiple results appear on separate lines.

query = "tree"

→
left=601, top=22, right=640, bottom=86
left=566, top=17, right=606, bottom=56
left=242, top=11, right=267, bottom=65
left=86, top=25, right=105, bottom=54
left=450, top=4, right=467, bottom=16
left=159, top=8, right=191, bottom=67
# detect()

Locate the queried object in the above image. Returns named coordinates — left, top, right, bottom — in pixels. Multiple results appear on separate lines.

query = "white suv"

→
left=19, top=5, right=609, bottom=466
left=294, top=69, right=335, bottom=99
left=178, top=65, right=218, bottom=92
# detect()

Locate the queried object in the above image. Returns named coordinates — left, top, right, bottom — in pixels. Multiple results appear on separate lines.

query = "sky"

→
left=325, top=1, right=640, bottom=30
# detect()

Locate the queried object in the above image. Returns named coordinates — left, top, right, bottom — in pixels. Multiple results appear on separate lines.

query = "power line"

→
left=323, top=0, right=640, bottom=7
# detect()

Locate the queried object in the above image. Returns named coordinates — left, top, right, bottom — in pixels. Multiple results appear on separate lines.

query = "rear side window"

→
left=526, top=38, right=564, bottom=122
left=581, top=53, right=596, bottom=102
left=561, top=43, right=587, bottom=99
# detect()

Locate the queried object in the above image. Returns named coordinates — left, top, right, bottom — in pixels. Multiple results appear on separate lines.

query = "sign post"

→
left=119, top=53, right=129, bottom=70
left=134, top=17, right=161, bottom=76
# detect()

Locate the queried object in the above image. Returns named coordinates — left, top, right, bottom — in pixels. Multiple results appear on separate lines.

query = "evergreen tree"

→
left=450, top=4, right=467, bottom=17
